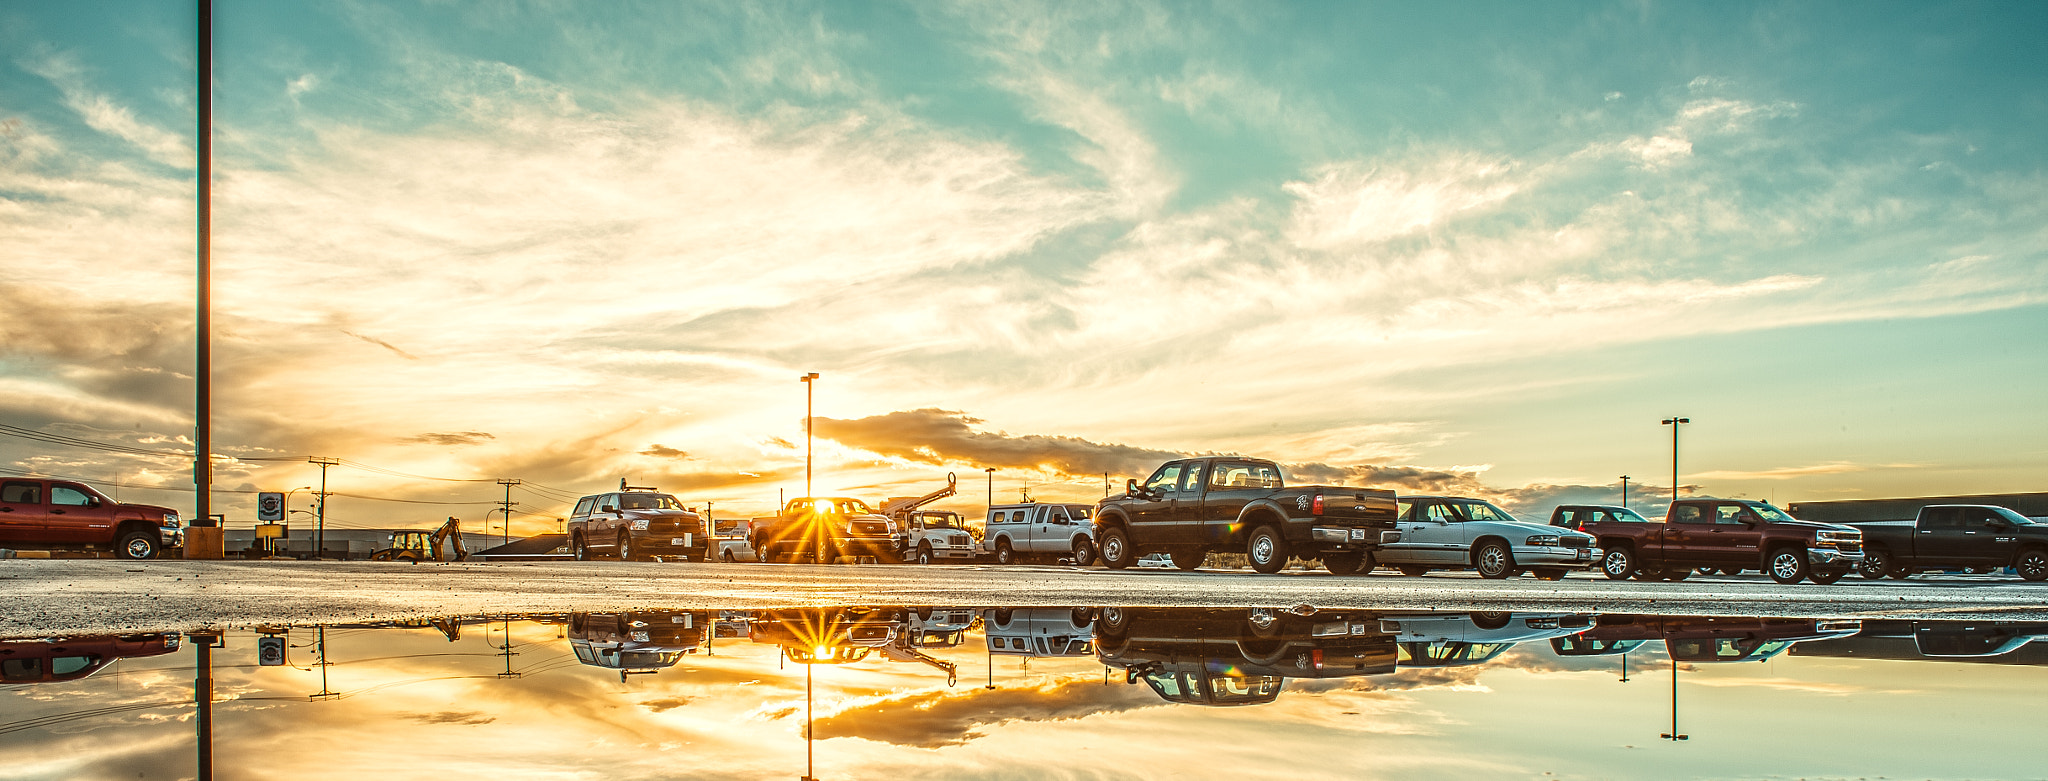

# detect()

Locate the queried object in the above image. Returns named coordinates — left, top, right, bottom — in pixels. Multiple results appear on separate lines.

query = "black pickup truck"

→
left=1843, top=505, right=2048, bottom=582
left=1093, top=457, right=1398, bottom=574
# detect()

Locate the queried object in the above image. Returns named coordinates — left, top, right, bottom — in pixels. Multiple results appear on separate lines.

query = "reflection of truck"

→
left=1837, top=505, right=2048, bottom=582
left=1789, top=619, right=2048, bottom=665
left=567, top=611, right=708, bottom=680
left=983, top=502, right=1096, bottom=565
left=0, top=477, right=184, bottom=559
left=1380, top=611, right=1594, bottom=668
left=878, top=474, right=978, bottom=564
left=984, top=608, right=1097, bottom=658
left=1093, top=607, right=1399, bottom=706
left=747, top=607, right=901, bottom=663
left=1378, top=497, right=1599, bottom=580
left=1093, top=457, right=1400, bottom=574
left=0, top=633, right=181, bottom=684
left=1568, top=614, right=1861, bottom=663
left=1577, top=498, right=1864, bottom=584
left=748, top=498, right=898, bottom=564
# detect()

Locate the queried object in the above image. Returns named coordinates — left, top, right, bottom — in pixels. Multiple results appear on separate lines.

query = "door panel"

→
left=0, top=480, right=48, bottom=544
left=46, top=484, right=113, bottom=545
left=1916, top=507, right=1970, bottom=562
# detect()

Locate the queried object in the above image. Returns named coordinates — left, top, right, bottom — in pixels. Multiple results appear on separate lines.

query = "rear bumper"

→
left=1311, top=527, right=1400, bottom=545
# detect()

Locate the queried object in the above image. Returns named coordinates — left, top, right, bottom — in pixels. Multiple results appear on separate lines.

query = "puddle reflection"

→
left=4, top=607, right=2045, bottom=780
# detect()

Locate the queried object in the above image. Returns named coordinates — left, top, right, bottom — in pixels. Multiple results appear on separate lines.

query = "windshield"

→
left=619, top=494, right=686, bottom=511
left=919, top=513, right=960, bottom=529
left=1456, top=502, right=1519, bottom=523
left=1740, top=502, right=1799, bottom=523
left=795, top=498, right=872, bottom=515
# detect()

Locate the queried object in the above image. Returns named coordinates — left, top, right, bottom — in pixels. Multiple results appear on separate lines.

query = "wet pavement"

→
left=4, top=559, right=2048, bottom=638
left=4, top=604, right=2046, bottom=780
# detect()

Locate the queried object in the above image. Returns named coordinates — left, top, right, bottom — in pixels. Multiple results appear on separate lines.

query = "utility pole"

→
left=309, top=457, right=338, bottom=559
left=496, top=479, right=521, bottom=547
left=1660, top=417, right=1688, bottom=576
left=985, top=467, right=995, bottom=510
left=193, top=0, right=213, bottom=546
left=801, top=372, right=819, bottom=565
left=1620, top=475, right=1630, bottom=510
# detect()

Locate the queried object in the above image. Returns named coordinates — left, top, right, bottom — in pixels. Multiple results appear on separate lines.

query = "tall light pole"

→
left=984, top=467, right=995, bottom=509
left=1660, top=417, right=1688, bottom=576
left=801, top=372, right=819, bottom=565
left=1619, top=475, right=1630, bottom=510
left=194, top=0, right=214, bottom=556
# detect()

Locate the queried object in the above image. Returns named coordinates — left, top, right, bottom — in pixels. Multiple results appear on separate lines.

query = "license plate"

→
left=1575, top=550, right=1590, bottom=559
left=1348, top=529, right=1365, bottom=541
left=671, top=534, right=693, bottom=546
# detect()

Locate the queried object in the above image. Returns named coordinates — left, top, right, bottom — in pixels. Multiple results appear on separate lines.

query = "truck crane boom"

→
left=879, top=472, right=959, bottom=519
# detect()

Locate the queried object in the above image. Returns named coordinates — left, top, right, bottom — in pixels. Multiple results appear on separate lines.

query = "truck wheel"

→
left=1858, top=548, right=1894, bottom=580
left=1071, top=537, right=1095, bottom=567
left=573, top=534, right=590, bottom=561
left=1246, top=526, right=1288, bottom=574
left=995, top=540, right=1015, bottom=565
left=1171, top=549, right=1206, bottom=571
left=1767, top=548, right=1808, bottom=584
left=116, top=529, right=161, bottom=560
left=1599, top=547, right=1636, bottom=580
left=618, top=533, right=635, bottom=562
left=1324, top=551, right=1368, bottom=576
left=1098, top=527, right=1134, bottom=570
left=1808, top=568, right=1845, bottom=585
left=1398, top=566, right=1431, bottom=577
left=917, top=543, right=934, bottom=565
left=2016, top=548, right=2048, bottom=582
left=1474, top=540, right=1515, bottom=579
left=1472, top=611, right=1513, bottom=630
left=721, top=549, right=736, bottom=563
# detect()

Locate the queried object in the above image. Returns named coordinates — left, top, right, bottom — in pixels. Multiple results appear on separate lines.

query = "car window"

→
left=573, top=497, right=595, bottom=517
left=1555, top=509, right=1584, bottom=527
left=1144, top=465, right=1183, bottom=494
left=1671, top=504, right=1708, bottom=524
left=1425, top=504, right=1457, bottom=523
left=1396, top=501, right=1414, bottom=521
left=1208, top=462, right=1281, bottom=489
left=49, top=486, right=92, bottom=507
left=1177, top=463, right=1206, bottom=492
left=1713, top=504, right=1751, bottom=525
left=1, top=481, right=42, bottom=504
left=1923, top=507, right=1963, bottom=530
left=1067, top=506, right=1091, bottom=520
left=620, top=494, right=685, bottom=511
left=1457, top=502, right=1517, bottom=523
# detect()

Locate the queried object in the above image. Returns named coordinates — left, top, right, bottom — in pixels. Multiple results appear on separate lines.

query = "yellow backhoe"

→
left=369, top=517, right=469, bottom=562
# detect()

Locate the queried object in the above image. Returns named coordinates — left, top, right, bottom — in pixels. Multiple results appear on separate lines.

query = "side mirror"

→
left=1125, top=478, right=1141, bottom=498
left=88, top=497, right=103, bottom=508
left=601, top=505, right=617, bottom=514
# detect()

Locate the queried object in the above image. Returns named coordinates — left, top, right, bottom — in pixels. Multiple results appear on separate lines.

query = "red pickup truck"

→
left=0, top=478, right=184, bottom=559
left=1568, top=498, right=1864, bottom=584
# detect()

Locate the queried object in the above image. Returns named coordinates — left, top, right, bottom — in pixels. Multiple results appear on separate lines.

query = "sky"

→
left=1, top=1, right=2044, bottom=533
left=4, top=613, right=2045, bottom=780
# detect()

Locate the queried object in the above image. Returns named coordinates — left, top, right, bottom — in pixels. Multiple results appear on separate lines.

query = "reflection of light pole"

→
left=1619, top=476, right=1630, bottom=511
left=1619, top=648, right=1630, bottom=682
left=189, top=631, right=219, bottom=781
left=802, top=659, right=815, bottom=781
left=1661, top=653, right=1688, bottom=741
left=802, top=373, right=820, bottom=565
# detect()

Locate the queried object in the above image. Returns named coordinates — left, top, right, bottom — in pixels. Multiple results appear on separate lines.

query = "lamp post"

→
left=801, top=372, right=819, bottom=565
left=1660, top=417, right=1688, bottom=577
left=1619, top=475, right=1630, bottom=510
left=985, top=467, right=995, bottom=509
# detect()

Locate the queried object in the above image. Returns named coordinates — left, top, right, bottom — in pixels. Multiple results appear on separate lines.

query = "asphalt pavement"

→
left=3, top=559, right=2045, bottom=638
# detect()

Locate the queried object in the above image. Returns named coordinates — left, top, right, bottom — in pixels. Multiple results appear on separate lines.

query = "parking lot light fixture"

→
left=801, top=373, right=819, bottom=564
left=1620, top=476, right=1630, bottom=509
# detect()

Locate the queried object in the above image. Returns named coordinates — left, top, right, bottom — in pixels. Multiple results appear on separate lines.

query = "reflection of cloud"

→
left=402, top=710, right=497, bottom=725
left=1686, top=677, right=1912, bottom=696
left=639, top=697, right=691, bottom=713
left=814, top=408, right=1182, bottom=477
left=811, top=675, right=1160, bottom=747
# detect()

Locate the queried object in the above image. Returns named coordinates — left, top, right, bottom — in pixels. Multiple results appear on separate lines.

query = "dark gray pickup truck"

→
left=1846, top=505, right=2048, bottom=582
left=1093, top=457, right=1399, bottom=574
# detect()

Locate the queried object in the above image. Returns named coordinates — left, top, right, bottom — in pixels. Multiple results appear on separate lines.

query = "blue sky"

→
left=1, top=1, right=2043, bottom=528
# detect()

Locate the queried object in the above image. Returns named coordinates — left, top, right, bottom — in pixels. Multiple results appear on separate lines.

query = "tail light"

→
left=1312, top=494, right=1325, bottom=516
left=1311, top=648, right=1324, bottom=670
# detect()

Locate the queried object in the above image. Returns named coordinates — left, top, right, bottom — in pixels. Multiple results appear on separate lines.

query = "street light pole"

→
left=985, top=467, right=995, bottom=509
left=801, top=372, right=819, bottom=565
left=1619, top=475, right=1630, bottom=510
left=1660, top=417, right=1688, bottom=576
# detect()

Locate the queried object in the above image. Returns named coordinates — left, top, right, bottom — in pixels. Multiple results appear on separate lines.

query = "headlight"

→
left=1525, top=535, right=1560, bottom=546
left=1814, top=530, right=1859, bottom=546
left=628, top=519, right=651, bottom=531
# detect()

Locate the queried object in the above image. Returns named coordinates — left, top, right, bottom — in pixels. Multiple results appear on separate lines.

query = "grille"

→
left=1837, top=542, right=1863, bottom=554
left=1561, top=536, right=1594, bottom=549
left=850, top=520, right=890, bottom=536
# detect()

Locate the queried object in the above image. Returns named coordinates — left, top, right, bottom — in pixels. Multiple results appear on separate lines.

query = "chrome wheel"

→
left=1769, top=549, right=1807, bottom=584
left=1600, top=547, right=1635, bottom=580
left=2018, top=549, right=2048, bottom=582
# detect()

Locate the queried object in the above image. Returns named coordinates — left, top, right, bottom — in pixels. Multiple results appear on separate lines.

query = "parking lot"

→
left=4, top=558, right=2046, bottom=638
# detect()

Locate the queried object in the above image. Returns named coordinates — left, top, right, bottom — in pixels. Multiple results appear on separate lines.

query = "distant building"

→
left=222, top=528, right=499, bottom=560
left=1789, top=493, right=2048, bottom=524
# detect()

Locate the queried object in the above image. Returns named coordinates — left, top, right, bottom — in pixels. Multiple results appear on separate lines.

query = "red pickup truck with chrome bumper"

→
left=0, top=478, right=184, bottom=559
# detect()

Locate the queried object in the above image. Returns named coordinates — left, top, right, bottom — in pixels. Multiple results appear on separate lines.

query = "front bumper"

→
left=1510, top=545, right=1602, bottom=568
left=636, top=532, right=707, bottom=552
left=1808, top=547, right=1864, bottom=570
left=1311, top=527, right=1401, bottom=546
left=160, top=525, right=186, bottom=548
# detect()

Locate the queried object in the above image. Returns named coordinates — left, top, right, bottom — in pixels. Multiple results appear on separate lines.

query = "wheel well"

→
left=1597, top=537, right=1633, bottom=552
left=1761, top=544, right=1803, bottom=566
left=1469, top=535, right=1511, bottom=565
left=1240, top=509, right=1285, bottom=540
left=114, top=520, right=157, bottom=538
left=2012, top=543, right=2048, bottom=563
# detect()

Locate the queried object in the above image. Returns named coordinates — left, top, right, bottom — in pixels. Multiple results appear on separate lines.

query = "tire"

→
left=1324, top=551, right=1368, bottom=576
left=1099, top=526, right=1135, bottom=570
left=721, top=550, right=736, bottom=563
left=1532, top=568, right=1568, bottom=581
left=1767, top=548, right=1808, bottom=584
left=1599, top=546, right=1636, bottom=581
left=617, top=533, right=634, bottom=562
left=1858, top=547, right=1894, bottom=580
left=1398, top=566, right=1431, bottom=577
left=918, top=543, right=934, bottom=565
left=1246, top=607, right=1281, bottom=637
left=1473, top=611, right=1512, bottom=630
left=1100, top=607, right=1129, bottom=634
left=573, top=534, right=590, bottom=561
left=1246, top=526, right=1289, bottom=574
left=2017, top=548, right=2048, bottom=583
left=1808, top=568, right=1845, bottom=585
left=1071, top=537, right=1095, bottom=567
left=1474, top=540, right=1515, bottom=579
left=115, top=529, right=160, bottom=560
left=995, top=540, right=1016, bottom=566
left=1171, top=549, right=1206, bottom=571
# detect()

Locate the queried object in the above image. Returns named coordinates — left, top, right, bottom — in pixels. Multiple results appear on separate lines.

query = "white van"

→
left=981, top=503, right=1096, bottom=565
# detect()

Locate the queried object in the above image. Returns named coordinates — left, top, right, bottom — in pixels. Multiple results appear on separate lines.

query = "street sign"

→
left=257, top=636, right=286, bottom=666
left=257, top=492, right=285, bottom=522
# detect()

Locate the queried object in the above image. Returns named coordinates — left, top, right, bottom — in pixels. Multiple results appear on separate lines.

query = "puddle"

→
left=3, top=607, right=2045, bottom=780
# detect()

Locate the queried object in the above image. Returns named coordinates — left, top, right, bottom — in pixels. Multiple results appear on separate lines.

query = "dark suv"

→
left=567, top=488, right=709, bottom=562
